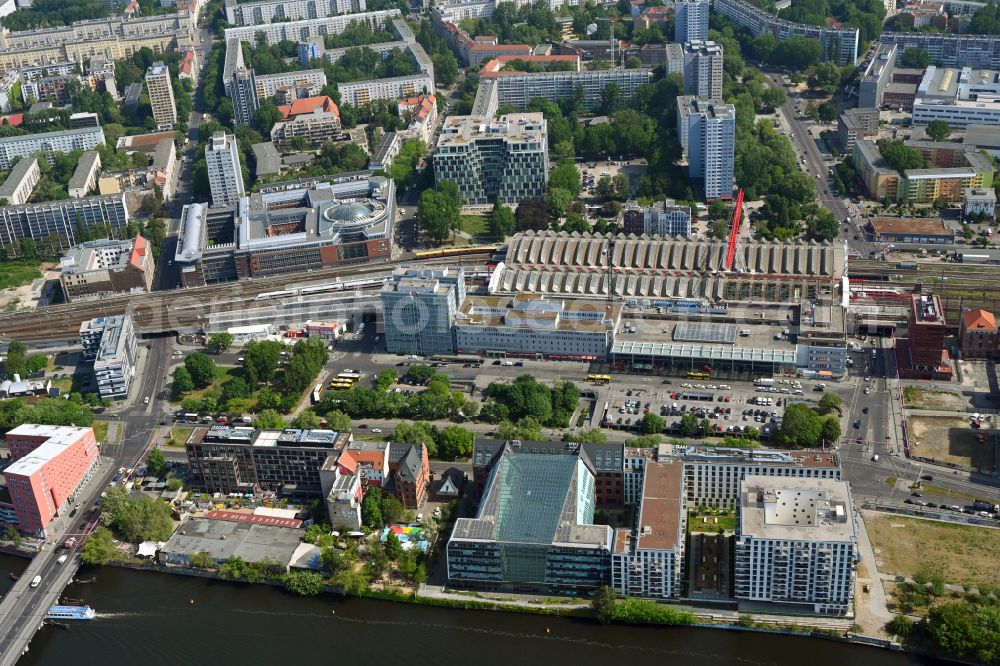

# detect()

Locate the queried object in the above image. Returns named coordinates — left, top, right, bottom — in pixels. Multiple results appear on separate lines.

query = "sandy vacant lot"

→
left=865, top=512, right=1000, bottom=588
left=903, top=387, right=969, bottom=411
left=908, top=414, right=995, bottom=471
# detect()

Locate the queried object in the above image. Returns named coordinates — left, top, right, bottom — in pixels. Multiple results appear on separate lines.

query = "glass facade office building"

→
left=447, top=451, right=613, bottom=595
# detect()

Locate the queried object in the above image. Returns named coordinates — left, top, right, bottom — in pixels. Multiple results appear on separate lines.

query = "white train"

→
left=253, top=277, right=389, bottom=301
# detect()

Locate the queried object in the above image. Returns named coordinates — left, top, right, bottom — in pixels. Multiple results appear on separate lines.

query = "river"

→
left=0, top=554, right=948, bottom=666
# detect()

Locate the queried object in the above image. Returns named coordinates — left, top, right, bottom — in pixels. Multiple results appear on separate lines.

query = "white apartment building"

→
left=433, top=112, right=548, bottom=205
left=146, top=61, right=177, bottom=129
left=224, top=0, right=366, bottom=26
left=205, top=132, right=245, bottom=208
left=611, top=462, right=686, bottom=600
left=337, top=73, right=434, bottom=107
left=67, top=151, right=101, bottom=199
left=454, top=294, right=622, bottom=360
left=0, top=126, right=105, bottom=170
left=80, top=314, right=137, bottom=399
left=677, top=96, right=736, bottom=199
left=734, top=476, right=857, bottom=615
left=254, top=69, right=327, bottom=100
left=223, top=9, right=400, bottom=45
left=675, top=0, right=709, bottom=42
left=622, top=199, right=692, bottom=237
left=667, top=446, right=843, bottom=508
left=675, top=40, right=724, bottom=104
left=483, top=68, right=651, bottom=112
left=0, top=156, right=40, bottom=205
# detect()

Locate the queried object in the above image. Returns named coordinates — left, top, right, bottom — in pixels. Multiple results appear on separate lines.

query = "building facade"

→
left=67, top=151, right=102, bottom=199
left=381, top=265, right=465, bottom=356
left=433, top=112, right=548, bottom=205
left=964, top=186, right=997, bottom=218
left=611, top=461, right=686, bottom=599
left=622, top=199, right=693, bottom=237
left=224, top=0, right=366, bottom=25
left=837, top=107, right=879, bottom=153
left=675, top=0, right=709, bottom=42
left=0, top=125, right=104, bottom=170
left=679, top=39, right=723, bottom=103
left=0, top=193, right=129, bottom=251
left=959, top=307, right=999, bottom=359
left=447, top=451, right=613, bottom=595
left=902, top=292, right=951, bottom=378
left=60, top=235, right=154, bottom=301
left=677, top=96, right=736, bottom=199
left=80, top=314, right=138, bottom=399
left=0, top=156, right=40, bottom=205
left=337, top=73, right=434, bottom=107
left=734, top=476, right=857, bottom=615
left=1, top=425, right=100, bottom=536
left=205, top=132, right=245, bottom=207
left=859, top=44, right=897, bottom=108
left=476, top=68, right=651, bottom=112
left=145, top=61, right=177, bottom=129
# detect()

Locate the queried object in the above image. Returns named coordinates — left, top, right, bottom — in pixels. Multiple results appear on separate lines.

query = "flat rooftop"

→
left=635, top=462, right=683, bottom=551
left=670, top=446, right=840, bottom=469
left=739, top=475, right=855, bottom=543
left=437, top=112, right=546, bottom=148
left=868, top=217, right=954, bottom=236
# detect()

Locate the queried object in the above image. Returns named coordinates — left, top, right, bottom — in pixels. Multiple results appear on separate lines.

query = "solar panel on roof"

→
left=672, top=322, right=737, bottom=344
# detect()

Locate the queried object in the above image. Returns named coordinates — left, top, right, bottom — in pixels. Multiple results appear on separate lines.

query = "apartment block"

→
left=674, top=0, right=709, bottom=42
left=0, top=156, right=40, bottom=205
left=734, top=476, right=857, bottom=616
left=0, top=193, right=129, bottom=251
left=837, top=107, right=879, bottom=153
left=454, top=295, right=622, bottom=360
left=397, top=95, right=437, bottom=143
left=665, top=445, right=842, bottom=508
left=611, top=461, right=686, bottom=599
left=879, top=32, right=1000, bottom=69
left=205, top=132, right=245, bottom=207
left=224, top=0, right=366, bottom=26
left=668, top=40, right=724, bottom=103
left=622, top=199, right=693, bottom=237
left=271, top=96, right=342, bottom=147
left=1, top=425, right=100, bottom=536
left=337, top=73, right=434, bottom=107
left=381, top=265, right=465, bottom=355
left=0, top=125, right=105, bottom=170
left=433, top=112, right=548, bottom=205
left=964, top=186, right=997, bottom=218
left=677, top=96, right=736, bottom=199
left=852, top=139, right=994, bottom=203
left=476, top=67, right=651, bottom=112
left=859, top=44, right=897, bottom=108
left=79, top=314, right=137, bottom=399
left=714, top=0, right=859, bottom=65
left=145, top=61, right=177, bottom=129
left=59, top=235, right=154, bottom=301
left=67, top=150, right=102, bottom=198
left=223, top=9, right=400, bottom=45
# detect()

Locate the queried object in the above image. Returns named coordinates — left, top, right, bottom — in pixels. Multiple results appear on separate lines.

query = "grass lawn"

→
left=459, top=214, right=497, bottom=243
left=92, top=421, right=110, bottom=443
left=0, top=261, right=42, bottom=290
left=688, top=509, right=737, bottom=533
left=50, top=377, right=73, bottom=394
left=172, top=365, right=241, bottom=403
left=865, top=511, right=1000, bottom=588
left=903, top=387, right=968, bottom=411
left=165, top=426, right=194, bottom=448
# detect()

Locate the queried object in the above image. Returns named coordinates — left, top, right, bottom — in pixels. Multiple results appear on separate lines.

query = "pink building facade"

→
left=2, top=425, right=99, bottom=536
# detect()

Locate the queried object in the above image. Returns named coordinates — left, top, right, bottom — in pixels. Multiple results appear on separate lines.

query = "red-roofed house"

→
left=960, top=308, right=999, bottom=359
left=271, top=96, right=342, bottom=147
left=397, top=95, right=438, bottom=143
left=179, top=49, right=198, bottom=83
left=437, top=20, right=533, bottom=66
left=1, top=113, right=24, bottom=127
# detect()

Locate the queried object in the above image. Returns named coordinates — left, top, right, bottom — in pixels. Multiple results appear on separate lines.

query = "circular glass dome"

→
left=328, top=201, right=373, bottom=222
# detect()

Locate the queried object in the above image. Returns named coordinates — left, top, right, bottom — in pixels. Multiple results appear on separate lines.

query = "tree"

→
left=778, top=403, right=824, bottom=448
left=761, top=86, right=786, bottom=110
left=405, top=364, right=436, bottom=385
left=291, top=409, right=322, bottom=429
left=925, top=601, right=1000, bottom=664
left=437, top=425, right=474, bottom=460
left=878, top=140, right=926, bottom=173
left=220, top=377, right=252, bottom=406
left=172, top=366, right=194, bottom=398
left=188, top=551, right=214, bottom=568
left=806, top=209, right=840, bottom=242
left=806, top=62, right=841, bottom=95
left=592, top=586, right=617, bottom=624
left=820, top=417, right=841, bottom=445
left=418, top=186, right=461, bottom=246
left=887, top=614, right=915, bottom=638
left=817, top=393, right=843, bottom=415
left=207, top=332, right=234, bottom=353
left=184, top=353, right=216, bottom=389
left=327, top=410, right=351, bottom=431
left=380, top=495, right=404, bottom=525
left=283, top=571, right=325, bottom=596
left=4, top=340, right=27, bottom=377
left=549, top=161, right=581, bottom=197
left=255, top=409, right=286, bottom=429
left=243, top=339, right=282, bottom=385
left=145, top=446, right=167, bottom=477
left=679, top=413, right=700, bottom=437
left=80, top=527, right=116, bottom=565
left=899, top=47, right=931, bottom=69
left=4, top=525, right=22, bottom=546
left=515, top=198, right=552, bottom=231
left=926, top=120, right=951, bottom=142
left=639, top=412, right=665, bottom=435
left=489, top=204, right=516, bottom=239
left=384, top=531, right=404, bottom=561
left=361, top=486, right=383, bottom=528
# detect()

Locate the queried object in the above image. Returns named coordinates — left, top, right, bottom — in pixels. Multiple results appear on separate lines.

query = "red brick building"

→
left=899, top=293, right=953, bottom=379
left=1, top=425, right=99, bottom=536
left=387, top=443, right=430, bottom=509
left=959, top=308, right=999, bottom=359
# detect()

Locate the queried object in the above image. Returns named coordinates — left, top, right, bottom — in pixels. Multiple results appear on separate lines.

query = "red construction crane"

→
left=724, top=188, right=745, bottom=272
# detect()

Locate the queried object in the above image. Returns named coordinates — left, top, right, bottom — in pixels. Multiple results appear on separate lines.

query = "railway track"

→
left=0, top=253, right=493, bottom=342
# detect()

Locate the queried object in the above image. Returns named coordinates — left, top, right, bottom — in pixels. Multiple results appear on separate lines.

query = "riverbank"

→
left=99, top=558, right=895, bottom=650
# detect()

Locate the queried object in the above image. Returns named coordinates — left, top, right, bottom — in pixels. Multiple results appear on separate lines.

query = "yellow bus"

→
left=586, top=374, right=612, bottom=383
left=337, top=372, right=362, bottom=383
left=328, top=380, right=354, bottom=390
left=686, top=372, right=710, bottom=380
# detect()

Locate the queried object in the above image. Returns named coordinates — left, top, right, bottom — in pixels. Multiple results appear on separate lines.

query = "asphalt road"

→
left=0, top=337, right=172, bottom=661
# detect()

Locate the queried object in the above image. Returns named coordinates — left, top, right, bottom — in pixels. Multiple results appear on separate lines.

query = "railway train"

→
left=413, top=245, right=500, bottom=260
left=253, top=277, right=390, bottom=301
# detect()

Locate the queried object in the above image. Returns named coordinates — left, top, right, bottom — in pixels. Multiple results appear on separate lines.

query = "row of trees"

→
left=484, top=376, right=580, bottom=428
left=0, top=397, right=95, bottom=433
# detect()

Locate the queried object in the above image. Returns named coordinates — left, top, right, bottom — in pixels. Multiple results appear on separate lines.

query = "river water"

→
left=0, top=554, right=947, bottom=666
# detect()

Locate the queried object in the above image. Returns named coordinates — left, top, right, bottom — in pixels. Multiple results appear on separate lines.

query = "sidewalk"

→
left=854, top=511, right=894, bottom=636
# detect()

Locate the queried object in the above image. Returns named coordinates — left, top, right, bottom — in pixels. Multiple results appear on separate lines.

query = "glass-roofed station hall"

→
left=446, top=450, right=613, bottom=595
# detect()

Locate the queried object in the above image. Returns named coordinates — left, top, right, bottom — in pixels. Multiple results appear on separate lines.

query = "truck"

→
left=972, top=500, right=1000, bottom=513
left=755, top=378, right=775, bottom=387
left=64, top=537, right=77, bottom=549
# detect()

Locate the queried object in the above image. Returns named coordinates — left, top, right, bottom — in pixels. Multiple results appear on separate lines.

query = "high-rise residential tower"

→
left=205, top=132, right=245, bottom=207
left=145, top=61, right=178, bottom=129
left=677, top=96, right=736, bottom=199
left=675, top=0, right=709, bottom=43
